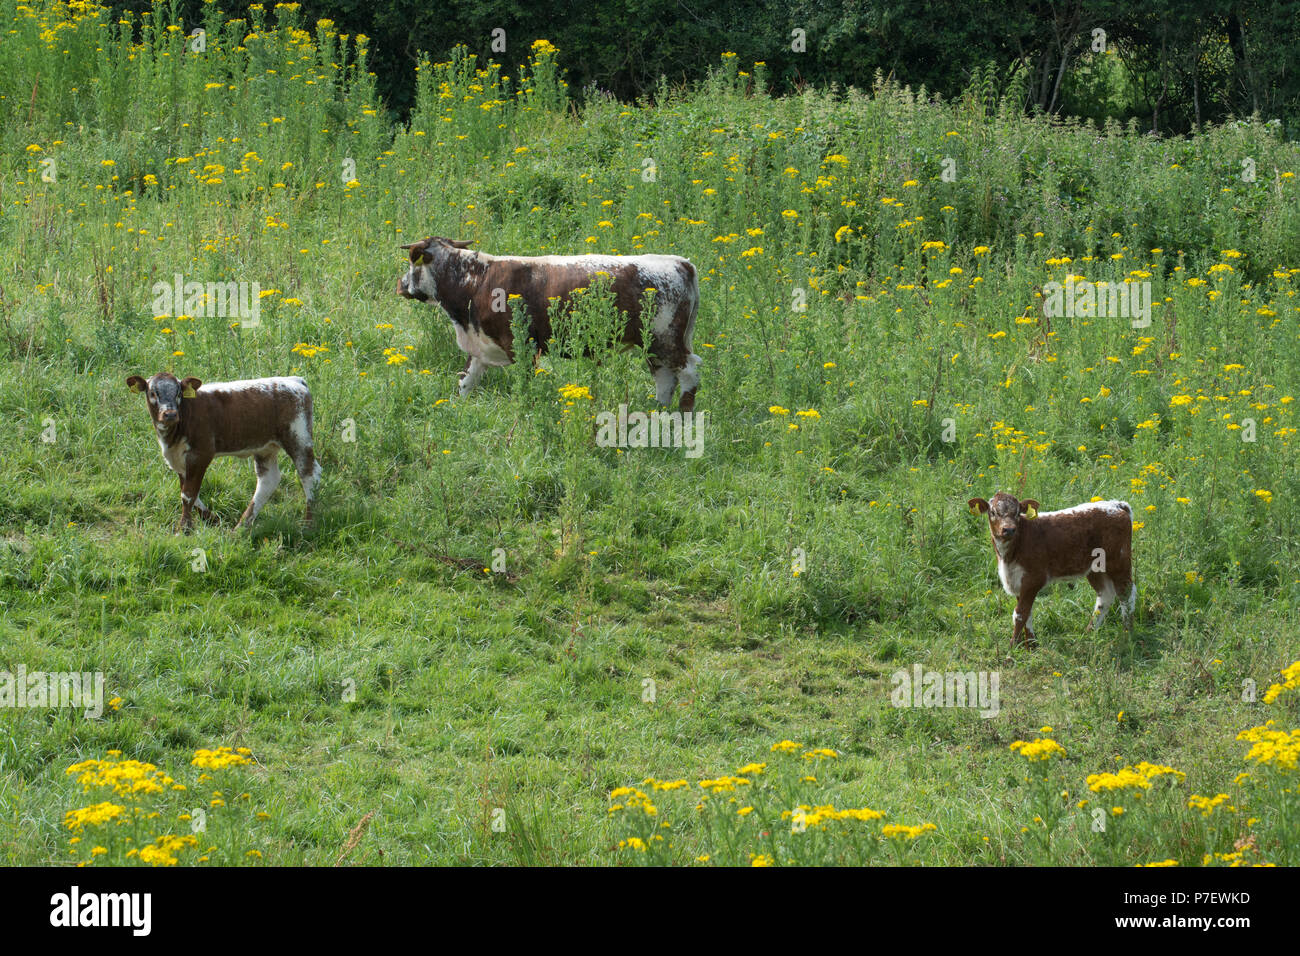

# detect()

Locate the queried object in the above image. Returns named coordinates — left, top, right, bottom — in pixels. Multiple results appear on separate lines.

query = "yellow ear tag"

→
left=1026, top=505, right=1038, bottom=519
left=182, top=385, right=197, bottom=399
left=968, top=503, right=981, bottom=516
left=129, top=382, right=144, bottom=393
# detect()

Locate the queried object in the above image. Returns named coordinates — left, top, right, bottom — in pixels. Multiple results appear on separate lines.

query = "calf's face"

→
left=968, top=492, right=1039, bottom=546
left=127, top=372, right=202, bottom=425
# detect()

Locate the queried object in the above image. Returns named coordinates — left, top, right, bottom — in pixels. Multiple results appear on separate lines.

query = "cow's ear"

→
left=968, top=498, right=989, bottom=516
left=180, top=377, right=202, bottom=398
left=1020, top=499, right=1040, bottom=518
left=448, top=238, right=475, bottom=249
left=400, top=239, right=432, bottom=265
left=127, top=375, right=147, bottom=393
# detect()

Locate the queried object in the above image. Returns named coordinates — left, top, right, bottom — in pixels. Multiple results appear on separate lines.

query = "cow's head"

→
left=968, top=492, right=1039, bottom=552
left=127, top=372, right=202, bottom=427
left=396, top=236, right=475, bottom=303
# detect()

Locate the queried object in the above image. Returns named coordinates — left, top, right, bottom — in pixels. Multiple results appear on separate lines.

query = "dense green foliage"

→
left=1, top=1, right=1298, bottom=866
left=102, top=0, right=1300, bottom=133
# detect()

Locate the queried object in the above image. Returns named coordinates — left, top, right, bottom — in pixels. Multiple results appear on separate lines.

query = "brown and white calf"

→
left=126, top=372, right=321, bottom=531
left=396, top=236, right=702, bottom=410
left=968, top=492, right=1135, bottom=650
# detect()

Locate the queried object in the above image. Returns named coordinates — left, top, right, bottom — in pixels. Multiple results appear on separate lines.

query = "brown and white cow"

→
left=396, top=237, right=702, bottom=410
left=126, top=372, right=321, bottom=531
left=967, top=492, right=1135, bottom=650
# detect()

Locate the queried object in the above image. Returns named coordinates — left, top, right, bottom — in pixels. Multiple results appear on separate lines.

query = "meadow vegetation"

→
left=1, top=1, right=1297, bottom=865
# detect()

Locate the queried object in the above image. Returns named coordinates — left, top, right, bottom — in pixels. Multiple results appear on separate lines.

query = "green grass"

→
left=1, top=0, right=1298, bottom=866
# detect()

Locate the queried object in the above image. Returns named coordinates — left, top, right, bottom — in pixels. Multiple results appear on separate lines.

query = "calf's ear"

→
left=127, top=375, right=147, bottom=393
left=967, top=497, right=989, bottom=516
left=180, top=377, right=202, bottom=398
left=1020, top=499, right=1040, bottom=518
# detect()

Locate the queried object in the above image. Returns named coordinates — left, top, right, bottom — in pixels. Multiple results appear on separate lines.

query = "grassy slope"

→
left=0, top=2, right=1298, bottom=865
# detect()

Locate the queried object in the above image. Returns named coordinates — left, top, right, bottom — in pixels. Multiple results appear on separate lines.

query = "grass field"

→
left=1, top=1, right=1298, bottom=866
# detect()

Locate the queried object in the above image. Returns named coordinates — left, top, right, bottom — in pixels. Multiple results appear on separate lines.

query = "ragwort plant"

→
left=62, top=747, right=267, bottom=866
left=607, top=741, right=936, bottom=866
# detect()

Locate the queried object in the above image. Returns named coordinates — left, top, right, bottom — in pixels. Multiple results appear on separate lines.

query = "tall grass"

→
left=0, top=0, right=1297, bottom=866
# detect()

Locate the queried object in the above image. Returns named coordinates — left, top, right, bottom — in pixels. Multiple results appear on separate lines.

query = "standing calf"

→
left=126, top=373, right=321, bottom=531
left=967, top=492, right=1135, bottom=650
left=396, top=236, right=702, bottom=410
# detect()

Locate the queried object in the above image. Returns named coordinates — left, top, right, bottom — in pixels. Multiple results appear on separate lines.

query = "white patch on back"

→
left=199, top=376, right=309, bottom=397
left=490, top=253, right=636, bottom=270
left=1038, top=499, right=1131, bottom=519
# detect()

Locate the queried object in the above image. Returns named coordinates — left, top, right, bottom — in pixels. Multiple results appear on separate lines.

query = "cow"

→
left=126, top=372, right=321, bottom=531
left=395, top=237, right=702, bottom=411
left=967, top=492, right=1135, bottom=651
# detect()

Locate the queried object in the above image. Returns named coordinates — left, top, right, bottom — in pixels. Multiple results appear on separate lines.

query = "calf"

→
left=126, top=372, right=321, bottom=531
left=396, top=236, right=702, bottom=411
left=967, top=492, right=1135, bottom=650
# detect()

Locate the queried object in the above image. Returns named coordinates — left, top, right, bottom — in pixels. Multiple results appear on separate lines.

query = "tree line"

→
left=141, top=0, right=1300, bottom=133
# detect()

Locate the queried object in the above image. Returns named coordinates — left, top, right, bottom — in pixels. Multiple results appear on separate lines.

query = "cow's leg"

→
left=178, top=458, right=211, bottom=533
left=294, top=446, right=321, bottom=525
left=1012, top=583, right=1041, bottom=650
left=1086, top=573, right=1116, bottom=630
left=235, top=452, right=281, bottom=529
left=452, top=353, right=473, bottom=395
left=652, top=364, right=677, bottom=406
left=458, top=356, right=487, bottom=396
left=676, top=352, right=702, bottom=413
left=194, top=494, right=217, bottom=525
left=177, top=474, right=216, bottom=524
left=1117, top=577, right=1136, bottom=633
